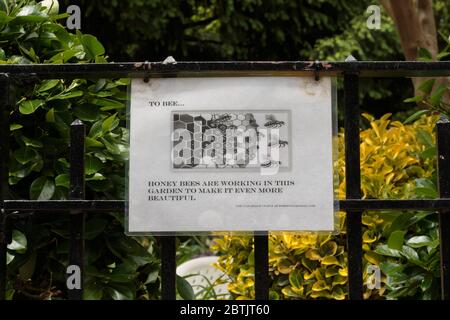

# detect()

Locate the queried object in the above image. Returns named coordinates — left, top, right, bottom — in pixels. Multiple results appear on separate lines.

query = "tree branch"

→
left=417, top=0, right=438, bottom=58
left=183, top=16, right=218, bottom=29
left=387, top=0, right=422, bottom=61
left=379, top=0, right=394, bottom=18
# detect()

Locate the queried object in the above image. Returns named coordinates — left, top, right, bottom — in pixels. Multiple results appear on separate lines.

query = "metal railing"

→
left=0, top=61, right=450, bottom=300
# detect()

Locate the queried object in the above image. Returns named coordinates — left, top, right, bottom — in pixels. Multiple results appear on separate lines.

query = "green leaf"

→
left=418, top=48, right=433, bottom=61
left=38, top=79, right=59, bottom=92
left=312, top=280, right=330, bottom=292
left=107, top=283, right=135, bottom=300
left=375, top=244, right=402, bottom=258
left=85, top=218, right=108, bottom=240
left=247, top=250, right=254, bottom=266
left=86, top=173, right=106, bottom=181
left=429, top=84, right=447, bottom=106
left=45, top=108, right=55, bottom=122
left=102, top=113, right=117, bottom=133
left=48, top=48, right=79, bottom=63
left=281, top=286, right=302, bottom=298
left=88, top=120, right=103, bottom=139
left=416, top=129, right=434, bottom=149
left=0, top=12, right=13, bottom=25
left=9, top=161, right=38, bottom=183
left=401, top=246, right=422, bottom=266
left=415, top=178, right=436, bottom=189
left=116, top=78, right=130, bottom=86
left=92, top=98, right=125, bottom=111
left=48, top=90, right=83, bottom=100
left=85, top=137, right=104, bottom=148
left=404, top=96, right=423, bottom=104
left=406, top=236, right=433, bottom=248
left=383, top=211, right=431, bottom=237
left=387, top=230, right=406, bottom=250
left=85, top=155, right=103, bottom=175
left=92, top=79, right=107, bottom=93
left=403, top=110, right=429, bottom=124
left=6, top=253, right=14, bottom=265
left=50, top=13, right=70, bottom=21
left=321, top=255, right=339, bottom=266
left=415, top=178, right=438, bottom=199
left=84, top=283, right=103, bottom=300
left=19, top=99, right=44, bottom=115
left=420, top=147, right=436, bottom=159
left=55, top=174, right=69, bottom=188
left=21, top=136, right=44, bottom=148
left=19, top=252, right=37, bottom=280
left=12, top=5, right=48, bottom=24
left=420, top=274, right=433, bottom=292
left=7, top=230, right=27, bottom=254
left=418, top=79, right=435, bottom=95
left=380, top=261, right=404, bottom=276
left=145, top=270, right=159, bottom=285
left=177, top=275, right=195, bottom=300
left=100, top=136, right=120, bottom=154
left=80, top=34, right=105, bottom=60
left=289, top=269, right=303, bottom=289
left=437, top=52, right=450, bottom=60
left=10, top=124, right=23, bottom=131
left=30, top=177, right=55, bottom=200
left=14, top=147, right=39, bottom=165
left=73, top=104, right=100, bottom=122
left=87, top=179, right=112, bottom=192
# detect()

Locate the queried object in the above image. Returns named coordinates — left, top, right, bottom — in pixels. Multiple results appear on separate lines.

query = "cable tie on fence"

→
left=143, top=61, right=151, bottom=83
left=314, top=60, right=321, bottom=81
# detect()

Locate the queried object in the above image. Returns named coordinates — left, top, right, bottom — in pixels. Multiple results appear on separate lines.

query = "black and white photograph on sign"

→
left=172, top=111, right=290, bottom=170
left=128, top=76, right=336, bottom=233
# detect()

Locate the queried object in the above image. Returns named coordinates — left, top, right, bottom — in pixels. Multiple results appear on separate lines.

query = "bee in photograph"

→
left=261, top=159, right=282, bottom=168
left=268, top=140, right=289, bottom=148
left=210, top=113, right=232, bottom=126
left=264, top=114, right=285, bottom=128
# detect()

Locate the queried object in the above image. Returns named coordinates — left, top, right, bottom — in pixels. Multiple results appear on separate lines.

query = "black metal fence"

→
left=1, top=61, right=450, bottom=300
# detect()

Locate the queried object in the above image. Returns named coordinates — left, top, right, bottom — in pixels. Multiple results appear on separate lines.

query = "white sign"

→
left=127, top=76, right=335, bottom=233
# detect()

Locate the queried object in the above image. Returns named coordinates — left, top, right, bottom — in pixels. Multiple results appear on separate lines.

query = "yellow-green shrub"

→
left=211, top=113, right=439, bottom=300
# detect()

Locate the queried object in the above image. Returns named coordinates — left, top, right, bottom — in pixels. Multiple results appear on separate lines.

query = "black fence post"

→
left=0, top=74, right=11, bottom=300
left=437, top=117, right=450, bottom=300
left=344, top=72, right=363, bottom=300
left=68, top=120, right=86, bottom=300
left=254, top=232, right=269, bottom=300
left=0, top=212, right=7, bottom=301
left=160, top=236, right=176, bottom=300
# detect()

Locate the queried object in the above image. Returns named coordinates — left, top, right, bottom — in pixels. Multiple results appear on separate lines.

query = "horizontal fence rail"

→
left=0, top=61, right=450, bottom=301
left=0, top=61, right=449, bottom=78
left=3, top=199, right=450, bottom=212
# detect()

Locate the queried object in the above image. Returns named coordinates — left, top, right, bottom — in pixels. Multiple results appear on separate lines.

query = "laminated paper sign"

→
left=127, top=76, right=336, bottom=233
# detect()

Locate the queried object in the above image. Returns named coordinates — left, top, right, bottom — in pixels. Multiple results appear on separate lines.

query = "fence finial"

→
left=163, top=56, right=177, bottom=65
left=71, top=119, right=84, bottom=126
left=143, top=61, right=151, bottom=83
